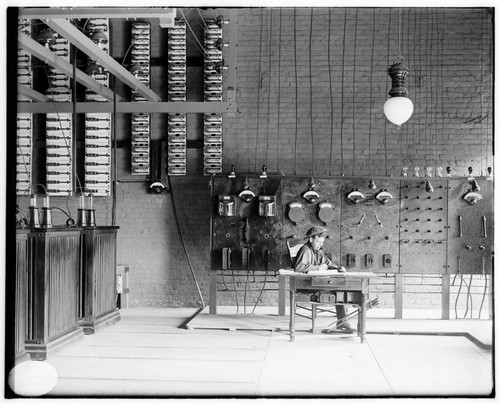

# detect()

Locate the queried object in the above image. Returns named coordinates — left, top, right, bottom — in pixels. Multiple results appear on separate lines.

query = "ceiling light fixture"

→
left=384, top=9, right=413, bottom=128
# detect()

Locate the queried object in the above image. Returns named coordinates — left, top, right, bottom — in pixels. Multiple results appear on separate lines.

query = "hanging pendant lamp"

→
left=384, top=9, right=413, bottom=128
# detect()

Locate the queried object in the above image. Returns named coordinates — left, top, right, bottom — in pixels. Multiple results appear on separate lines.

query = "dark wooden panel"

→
left=340, top=178, right=400, bottom=273
left=15, top=234, right=29, bottom=361
left=447, top=179, right=493, bottom=274
left=212, top=177, right=282, bottom=271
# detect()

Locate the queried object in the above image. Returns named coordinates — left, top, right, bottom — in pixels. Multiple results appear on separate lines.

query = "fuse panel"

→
left=130, top=22, right=151, bottom=177
left=167, top=20, right=187, bottom=176
left=399, top=179, right=448, bottom=274
left=17, top=19, right=33, bottom=195
left=46, top=30, right=73, bottom=196
left=447, top=179, right=493, bottom=275
left=203, top=19, right=224, bottom=176
left=281, top=178, right=342, bottom=267
left=212, top=177, right=282, bottom=271
left=84, top=18, right=111, bottom=196
left=340, top=179, right=400, bottom=272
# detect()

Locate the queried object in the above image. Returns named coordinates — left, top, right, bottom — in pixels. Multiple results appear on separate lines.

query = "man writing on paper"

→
left=294, top=226, right=356, bottom=333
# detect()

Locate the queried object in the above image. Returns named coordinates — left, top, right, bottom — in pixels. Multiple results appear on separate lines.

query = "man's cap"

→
left=306, top=226, right=328, bottom=238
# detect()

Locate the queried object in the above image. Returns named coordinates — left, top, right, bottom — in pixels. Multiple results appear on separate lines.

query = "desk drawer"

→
left=311, top=277, right=347, bottom=287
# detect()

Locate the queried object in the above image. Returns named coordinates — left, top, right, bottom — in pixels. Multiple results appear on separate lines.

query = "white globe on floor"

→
left=8, top=361, right=58, bottom=396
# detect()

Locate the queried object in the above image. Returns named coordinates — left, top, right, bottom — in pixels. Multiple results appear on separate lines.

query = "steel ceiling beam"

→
left=18, top=32, right=119, bottom=102
left=17, top=101, right=237, bottom=114
left=18, top=7, right=175, bottom=19
left=44, top=18, right=161, bottom=102
left=17, top=84, right=51, bottom=102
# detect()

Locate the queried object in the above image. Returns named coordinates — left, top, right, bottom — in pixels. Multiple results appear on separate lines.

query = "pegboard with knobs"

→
left=399, top=179, right=448, bottom=274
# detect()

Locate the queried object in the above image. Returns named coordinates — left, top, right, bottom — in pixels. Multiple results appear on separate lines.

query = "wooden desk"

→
left=279, top=270, right=377, bottom=343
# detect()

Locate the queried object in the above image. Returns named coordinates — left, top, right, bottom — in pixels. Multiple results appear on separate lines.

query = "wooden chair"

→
left=285, top=241, right=338, bottom=333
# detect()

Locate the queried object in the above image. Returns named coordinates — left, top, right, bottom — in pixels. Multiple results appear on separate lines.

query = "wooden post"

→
left=441, top=274, right=450, bottom=319
left=395, top=274, right=403, bottom=319
left=278, top=275, right=286, bottom=316
left=209, top=270, right=217, bottom=314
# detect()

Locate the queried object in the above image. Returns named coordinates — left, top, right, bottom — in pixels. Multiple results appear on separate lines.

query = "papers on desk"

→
left=279, top=269, right=378, bottom=278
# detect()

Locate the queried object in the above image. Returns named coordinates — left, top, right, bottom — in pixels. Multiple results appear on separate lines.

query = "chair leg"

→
left=312, top=305, right=317, bottom=333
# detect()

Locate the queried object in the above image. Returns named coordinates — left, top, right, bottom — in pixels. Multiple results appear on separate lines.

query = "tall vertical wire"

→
left=277, top=9, right=282, bottom=173
left=352, top=9, right=358, bottom=176
left=340, top=9, right=347, bottom=176
left=384, top=9, right=392, bottom=176
left=417, top=10, right=423, bottom=169
left=424, top=10, right=430, bottom=170
left=479, top=9, right=484, bottom=175
left=412, top=9, right=418, bottom=166
left=309, top=8, right=314, bottom=176
left=254, top=10, right=264, bottom=172
left=432, top=10, right=437, bottom=169
left=440, top=9, right=445, bottom=171
left=368, top=9, right=375, bottom=177
left=266, top=9, right=273, bottom=170
left=487, top=9, right=493, bottom=171
left=328, top=8, right=334, bottom=175
left=293, top=9, right=299, bottom=175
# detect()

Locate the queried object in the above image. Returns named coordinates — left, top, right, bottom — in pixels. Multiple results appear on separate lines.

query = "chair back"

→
left=286, top=241, right=304, bottom=268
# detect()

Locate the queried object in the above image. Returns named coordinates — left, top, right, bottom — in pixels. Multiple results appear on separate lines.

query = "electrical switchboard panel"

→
left=45, top=30, right=73, bottom=196
left=399, top=179, right=448, bottom=273
left=84, top=18, right=111, bottom=196
left=17, top=19, right=33, bottom=195
left=281, top=178, right=341, bottom=267
left=340, top=179, right=400, bottom=272
left=447, top=179, right=493, bottom=275
left=212, top=177, right=282, bottom=271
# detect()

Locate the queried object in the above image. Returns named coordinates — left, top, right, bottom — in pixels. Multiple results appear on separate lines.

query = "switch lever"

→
left=458, top=216, right=463, bottom=237
left=482, top=216, right=487, bottom=238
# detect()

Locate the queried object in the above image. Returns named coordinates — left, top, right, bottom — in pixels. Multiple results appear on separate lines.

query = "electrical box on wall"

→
left=340, top=178, right=400, bottom=273
left=212, top=177, right=282, bottom=271
left=447, top=179, right=493, bottom=275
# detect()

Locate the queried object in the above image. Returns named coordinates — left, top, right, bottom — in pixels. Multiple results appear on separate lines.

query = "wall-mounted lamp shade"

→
left=85, top=62, right=104, bottom=76
left=91, top=31, right=108, bottom=47
left=384, top=61, right=414, bottom=127
left=38, top=29, right=55, bottom=48
left=129, top=64, right=144, bottom=76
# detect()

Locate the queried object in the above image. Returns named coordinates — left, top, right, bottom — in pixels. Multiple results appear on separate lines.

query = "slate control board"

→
left=281, top=178, right=342, bottom=267
left=340, top=179, right=400, bottom=273
left=210, top=176, right=494, bottom=275
left=447, top=179, right=493, bottom=275
left=399, top=179, right=448, bottom=274
left=212, top=176, right=282, bottom=271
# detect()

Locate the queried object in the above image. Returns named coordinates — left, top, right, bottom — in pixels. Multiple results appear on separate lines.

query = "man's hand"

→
left=338, top=266, right=347, bottom=273
left=318, top=263, right=329, bottom=271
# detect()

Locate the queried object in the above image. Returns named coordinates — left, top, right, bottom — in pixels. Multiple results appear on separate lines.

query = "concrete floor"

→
left=38, top=307, right=493, bottom=398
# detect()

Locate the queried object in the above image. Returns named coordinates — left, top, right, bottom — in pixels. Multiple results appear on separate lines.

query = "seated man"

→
left=294, top=226, right=356, bottom=333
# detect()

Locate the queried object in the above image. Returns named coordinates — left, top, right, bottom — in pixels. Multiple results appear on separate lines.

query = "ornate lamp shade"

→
left=384, top=60, right=414, bottom=127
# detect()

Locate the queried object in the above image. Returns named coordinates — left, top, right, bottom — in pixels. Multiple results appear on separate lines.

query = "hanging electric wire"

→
left=327, top=8, right=334, bottom=176
left=368, top=8, right=375, bottom=178
left=352, top=9, right=358, bottom=176
left=266, top=8, right=273, bottom=169
left=340, top=8, right=347, bottom=176
left=309, top=8, right=314, bottom=177
left=293, top=9, right=298, bottom=175
left=254, top=9, right=264, bottom=173
left=384, top=9, right=391, bottom=176
left=276, top=8, right=282, bottom=174
left=251, top=270, right=268, bottom=315
left=167, top=176, right=206, bottom=307
left=478, top=274, right=488, bottom=319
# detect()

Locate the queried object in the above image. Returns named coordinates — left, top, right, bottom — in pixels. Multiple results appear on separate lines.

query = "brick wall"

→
left=16, top=7, right=493, bottom=312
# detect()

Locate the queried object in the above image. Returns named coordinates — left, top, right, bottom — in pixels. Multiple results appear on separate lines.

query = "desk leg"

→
left=289, top=289, right=295, bottom=342
left=359, top=294, right=367, bottom=343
